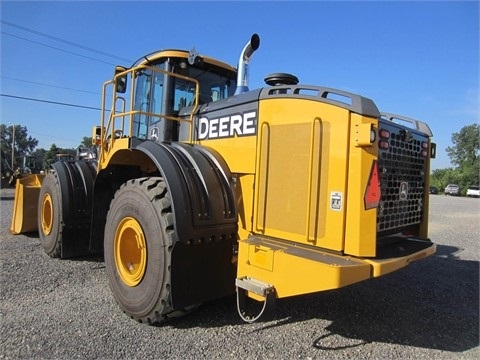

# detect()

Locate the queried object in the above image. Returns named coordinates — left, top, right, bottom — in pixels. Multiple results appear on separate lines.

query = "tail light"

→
left=379, top=128, right=390, bottom=150
left=421, top=141, right=429, bottom=157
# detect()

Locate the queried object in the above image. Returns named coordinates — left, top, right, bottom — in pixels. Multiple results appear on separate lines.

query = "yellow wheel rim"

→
left=114, top=217, right=147, bottom=287
left=41, top=193, right=53, bottom=236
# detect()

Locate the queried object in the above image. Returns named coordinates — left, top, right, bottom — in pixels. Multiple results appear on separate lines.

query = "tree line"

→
left=0, top=123, right=91, bottom=174
left=430, top=123, right=479, bottom=195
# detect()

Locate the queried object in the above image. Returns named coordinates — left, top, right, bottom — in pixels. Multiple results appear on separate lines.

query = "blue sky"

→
left=1, top=0, right=478, bottom=170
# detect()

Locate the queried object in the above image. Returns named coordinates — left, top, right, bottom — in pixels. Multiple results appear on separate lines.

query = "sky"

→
left=1, top=0, right=478, bottom=171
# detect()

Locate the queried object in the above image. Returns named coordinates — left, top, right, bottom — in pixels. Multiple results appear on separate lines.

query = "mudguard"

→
left=135, top=141, right=237, bottom=238
left=134, top=141, right=239, bottom=307
left=89, top=140, right=238, bottom=306
left=51, top=160, right=97, bottom=258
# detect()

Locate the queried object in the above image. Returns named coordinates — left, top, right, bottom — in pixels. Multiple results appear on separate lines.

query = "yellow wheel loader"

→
left=11, top=34, right=436, bottom=324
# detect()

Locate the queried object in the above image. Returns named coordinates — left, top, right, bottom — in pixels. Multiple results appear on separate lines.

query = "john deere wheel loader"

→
left=11, top=34, right=437, bottom=324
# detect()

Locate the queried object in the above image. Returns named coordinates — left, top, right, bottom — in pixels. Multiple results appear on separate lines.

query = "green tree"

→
left=0, top=124, right=38, bottom=169
left=430, top=168, right=457, bottom=190
left=80, top=136, right=93, bottom=148
left=43, top=144, right=77, bottom=169
left=43, top=144, right=61, bottom=169
left=446, top=124, right=480, bottom=167
left=30, top=148, right=47, bottom=171
left=440, top=123, right=480, bottom=192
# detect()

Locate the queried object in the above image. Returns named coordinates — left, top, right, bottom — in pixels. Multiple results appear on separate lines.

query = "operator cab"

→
left=109, top=49, right=237, bottom=143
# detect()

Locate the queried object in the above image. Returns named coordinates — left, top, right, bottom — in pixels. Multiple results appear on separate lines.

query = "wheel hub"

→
left=40, top=193, right=53, bottom=236
left=114, top=217, right=147, bottom=287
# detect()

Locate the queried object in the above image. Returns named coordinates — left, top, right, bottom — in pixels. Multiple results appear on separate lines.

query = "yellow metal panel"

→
left=344, top=113, right=379, bottom=257
left=236, top=174, right=255, bottom=239
left=99, top=138, right=153, bottom=170
left=362, top=242, right=436, bottom=277
left=199, top=136, right=257, bottom=174
left=256, top=122, right=311, bottom=236
left=10, top=174, right=45, bottom=234
left=136, top=50, right=237, bottom=73
left=253, top=98, right=351, bottom=251
left=237, top=237, right=372, bottom=298
left=237, top=236, right=436, bottom=298
left=248, top=244, right=274, bottom=271
left=355, top=122, right=374, bottom=147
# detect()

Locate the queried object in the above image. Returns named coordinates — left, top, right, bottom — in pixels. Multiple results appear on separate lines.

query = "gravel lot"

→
left=1, top=187, right=479, bottom=359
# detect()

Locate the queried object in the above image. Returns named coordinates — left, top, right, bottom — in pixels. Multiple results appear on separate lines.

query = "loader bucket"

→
left=10, top=174, right=46, bottom=234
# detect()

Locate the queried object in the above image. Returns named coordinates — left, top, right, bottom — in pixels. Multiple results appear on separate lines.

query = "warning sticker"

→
left=330, top=192, right=343, bottom=211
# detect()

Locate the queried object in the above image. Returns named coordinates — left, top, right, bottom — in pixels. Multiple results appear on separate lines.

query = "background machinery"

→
left=11, top=34, right=436, bottom=323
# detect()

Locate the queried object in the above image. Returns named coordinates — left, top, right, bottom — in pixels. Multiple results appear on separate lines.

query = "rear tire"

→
left=104, top=177, right=177, bottom=324
left=38, top=173, right=63, bottom=258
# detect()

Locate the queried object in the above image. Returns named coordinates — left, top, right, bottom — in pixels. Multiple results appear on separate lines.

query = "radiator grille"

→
left=377, top=122, right=428, bottom=234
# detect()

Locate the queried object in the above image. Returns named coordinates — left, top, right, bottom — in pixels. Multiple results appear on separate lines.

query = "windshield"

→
left=131, top=59, right=236, bottom=140
left=178, top=65, right=236, bottom=106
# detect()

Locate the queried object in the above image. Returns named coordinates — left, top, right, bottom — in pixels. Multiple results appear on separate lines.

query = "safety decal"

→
left=330, top=192, right=343, bottom=211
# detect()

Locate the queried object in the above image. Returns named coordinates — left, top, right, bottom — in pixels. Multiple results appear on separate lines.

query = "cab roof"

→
left=134, top=49, right=237, bottom=73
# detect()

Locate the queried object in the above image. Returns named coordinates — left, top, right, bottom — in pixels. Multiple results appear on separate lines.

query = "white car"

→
left=444, top=184, right=461, bottom=196
left=466, top=185, right=480, bottom=198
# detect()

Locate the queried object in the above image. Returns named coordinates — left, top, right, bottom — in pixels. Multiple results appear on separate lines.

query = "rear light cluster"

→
left=379, top=128, right=430, bottom=158
left=421, top=141, right=429, bottom=157
left=379, top=129, right=390, bottom=150
left=376, top=123, right=428, bottom=234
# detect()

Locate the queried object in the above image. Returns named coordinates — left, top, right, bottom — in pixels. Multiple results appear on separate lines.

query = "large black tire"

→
left=38, top=173, right=63, bottom=258
left=104, top=177, right=179, bottom=324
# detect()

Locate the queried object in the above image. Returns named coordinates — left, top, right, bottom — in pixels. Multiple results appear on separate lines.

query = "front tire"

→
left=38, top=173, right=63, bottom=258
left=104, top=177, right=177, bottom=324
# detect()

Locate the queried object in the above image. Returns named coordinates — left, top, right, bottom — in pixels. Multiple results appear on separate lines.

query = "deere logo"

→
left=197, top=111, right=257, bottom=140
left=400, top=129, right=413, bottom=142
left=150, top=127, right=159, bottom=141
left=399, top=182, right=409, bottom=200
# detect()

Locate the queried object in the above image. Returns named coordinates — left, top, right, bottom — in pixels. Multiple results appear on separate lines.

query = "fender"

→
left=51, top=160, right=97, bottom=258
left=134, top=141, right=239, bottom=307
left=89, top=140, right=238, bottom=305
left=134, top=141, right=238, bottom=241
left=90, top=141, right=238, bottom=248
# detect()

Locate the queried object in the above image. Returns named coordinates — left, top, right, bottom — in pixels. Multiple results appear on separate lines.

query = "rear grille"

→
left=377, top=121, right=428, bottom=234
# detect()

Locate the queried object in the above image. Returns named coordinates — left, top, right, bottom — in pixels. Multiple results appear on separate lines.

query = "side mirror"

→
left=92, top=126, right=104, bottom=146
left=115, top=66, right=128, bottom=93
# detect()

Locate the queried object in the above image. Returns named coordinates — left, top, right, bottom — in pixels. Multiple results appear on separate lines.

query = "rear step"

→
left=365, top=237, right=436, bottom=277
left=237, top=234, right=436, bottom=299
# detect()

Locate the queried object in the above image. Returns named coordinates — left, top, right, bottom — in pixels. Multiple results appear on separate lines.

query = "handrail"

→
left=98, top=64, right=201, bottom=162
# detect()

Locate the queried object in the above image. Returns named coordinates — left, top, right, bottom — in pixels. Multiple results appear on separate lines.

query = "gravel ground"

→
left=1, top=187, right=479, bottom=359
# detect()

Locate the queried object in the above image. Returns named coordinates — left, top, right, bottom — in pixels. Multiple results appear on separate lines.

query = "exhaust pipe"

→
left=234, top=34, right=260, bottom=95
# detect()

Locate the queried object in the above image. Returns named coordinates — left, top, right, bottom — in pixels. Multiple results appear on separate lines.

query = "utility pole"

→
left=9, top=123, right=15, bottom=169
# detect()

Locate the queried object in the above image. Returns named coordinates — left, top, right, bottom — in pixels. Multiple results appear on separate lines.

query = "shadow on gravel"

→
left=172, top=244, right=478, bottom=353
left=285, top=244, right=478, bottom=353
left=15, top=231, right=40, bottom=238
left=0, top=195, right=14, bottom=201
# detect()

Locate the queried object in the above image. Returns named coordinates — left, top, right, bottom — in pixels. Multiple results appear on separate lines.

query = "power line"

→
left=1, top=20, right=133, bottom=64
left=1, top=76, right=101, bottom=95
left=1, top=93, right=104, bottom=111
left=28, top=130, right=79, bottom=144
left=1, top=31, right=117, bottom=66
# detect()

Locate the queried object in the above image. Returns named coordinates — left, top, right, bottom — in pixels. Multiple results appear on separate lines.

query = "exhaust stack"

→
left=234, top=34, right=260, bottom=95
